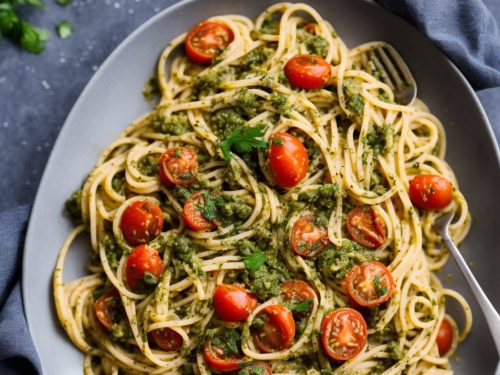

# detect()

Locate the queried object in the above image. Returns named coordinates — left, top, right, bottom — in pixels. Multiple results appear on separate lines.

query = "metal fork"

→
left=434, top=211, right=500, bottom=356
left=360, top=43, right=417, bottom=106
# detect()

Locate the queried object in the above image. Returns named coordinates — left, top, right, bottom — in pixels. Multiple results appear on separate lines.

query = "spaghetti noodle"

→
left=54, top=3, right=472, bottom=374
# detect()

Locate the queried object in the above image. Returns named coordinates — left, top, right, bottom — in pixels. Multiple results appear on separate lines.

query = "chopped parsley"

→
left=243, top=252, right=266, bottom=271
left=56, top=20, right=73, bottom=39
left=143, top=272, right=159, bottom=285
left=293, top=299, right=311, bottom=313
left=373, top=276, right=388, bottom=296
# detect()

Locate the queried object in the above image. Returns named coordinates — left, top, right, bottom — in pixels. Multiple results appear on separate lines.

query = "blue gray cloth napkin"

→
left=1, top=1, right=499, bottom=374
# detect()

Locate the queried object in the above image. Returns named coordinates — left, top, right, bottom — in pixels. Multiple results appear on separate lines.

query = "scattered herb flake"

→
left=373, top=276, right=388, bottom=296
left=56, top=20, right=72, bottom=39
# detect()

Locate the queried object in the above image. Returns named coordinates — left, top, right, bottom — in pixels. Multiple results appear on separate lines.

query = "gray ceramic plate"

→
left=23, top=0, right=500, bottom=374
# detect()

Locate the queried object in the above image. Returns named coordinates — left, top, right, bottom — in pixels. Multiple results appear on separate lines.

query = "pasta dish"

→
left=53, top=3, right=472, bottom=374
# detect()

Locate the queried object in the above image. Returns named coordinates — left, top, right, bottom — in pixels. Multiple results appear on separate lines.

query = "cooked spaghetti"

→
left=54, top=3, right=472, bottom=374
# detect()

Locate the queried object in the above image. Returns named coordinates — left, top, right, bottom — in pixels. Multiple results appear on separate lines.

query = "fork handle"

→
left=442, top=234, right=500, bottom=355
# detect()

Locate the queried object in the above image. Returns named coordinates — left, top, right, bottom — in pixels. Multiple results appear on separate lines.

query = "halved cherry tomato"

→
left=120, top=200, right=164, bottom=246
left=346, top=206, right=386, bottom=249
left=281, top=279, right=316, bottom=320
left=251, top=305, right=295, bottom=353
left=125, top=244, right=165, bottom=292
left=183, top=190, right=220, bottom=231
left=284, top=54, right=331, bottom=90
left=203, top=334, right=242, bottom=372
left=95, top=289, right=121, bottom=329
left=321, top=308, right=367, bottom=361
left=237, top=362, right=272, bottom=375
left=436, top=318, right=454, bottom=356
left=158, top=147, right=198, bottom=187
left=268, top=133, right=309, bottom=189
left=344, top=261, right=395, bottom=308
left=149, top=328, right=183, bottom=352
left=409, top=174, right=452, bottom=210
left=213, top=284, right=258, bottom=322
left=185, top=21, right=234, bottom=65
left=303, top=22, right=318, bottom=35
left=291, top=214, right=329, bottom=257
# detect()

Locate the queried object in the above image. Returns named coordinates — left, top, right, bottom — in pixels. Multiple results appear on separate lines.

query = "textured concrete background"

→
left=0, top=0, right=499, bottom=211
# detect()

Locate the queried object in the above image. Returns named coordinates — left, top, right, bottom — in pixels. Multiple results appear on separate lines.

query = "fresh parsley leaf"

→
left=243, top=252, right=266, bottom=272
left=220, top=124, right=267, bottom=161
left=373, top=276, right=388, bottom=296
left=224, top=329, right=239, bottom=355
left=56, top=20, right=72, bottom=39
left=0, top=1, right=50, bottom=53
left=143, top=272, right=159, bottom=285
left=20, top=22, right=50, bottom=53
left=199, top=191, right=224, bottom=222
left=293, top=299, right=311, bottom=313
left=56, top=0, right=73, bottom=6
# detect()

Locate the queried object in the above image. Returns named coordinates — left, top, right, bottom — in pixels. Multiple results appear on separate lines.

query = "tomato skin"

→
left=281, top=279, right=316, bottom=320
left=268, top=133, right=309, bottom=189
left=346, top=206, right=386, bottom=249
left=344, top=261, right=395, bottom=308
left=158, top=147, right=198, bottom=187
left=291, top=214, right=329, bottom=257
left=409, top=174, right=452, bottom=210
left=303, top=22, right=318, bottom=35
left=203, top=336, right=242, bottom=372
left=183, top=191, right=219, bottom=231
left=213, top=284, right=258, bottom=322
left=120, top=200, right=164, bottom=246
left=125, top=244, right=165, bottom=292
left=149, top=328, right=183, bottom=352
left=436, top=318, right=454, bottom=356
left=284, top=54, right=331, bottom=90
left=94, top=289, right=121, bottom=329
left=185, top=21, right=234, bottom=65
left=251, top=305, right=295, bottom=353
left=237, top=362, right=272, bottom=375
left=321, top=308, right=367, bottom=361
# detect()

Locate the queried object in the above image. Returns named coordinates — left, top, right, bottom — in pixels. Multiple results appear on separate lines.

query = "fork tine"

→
left=367, top=50, right=395, bottom=90
left=374, top=47, right=405, bottom=89
left=383, top=44, right=415, bottom=87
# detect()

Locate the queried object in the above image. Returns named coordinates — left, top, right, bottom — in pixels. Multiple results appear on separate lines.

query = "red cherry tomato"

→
left=158, top=147, right=198, bottom=187
left=284, top=54, right=331, bottom=90
left=303, top=22, right=318, bottom=35
left=321, top=308, right=367, bottom=361
left=291, top=214, right=329, bottom=257
left=125, top=244, right=165, bottom=292
left=251, top=305, right=295, bottom=353
left=94, top=289, right=121, bottom=329
left=268, top=133, right=309, bottom=189
left=149, top=328, right=183, bottom=352
left=346, top=206, right=386, bottom=249
left=183, top=190, right=220, bottom=231
left=237, top=362, right=272, bottom=375
left=213, top=284, right=258, bottom=322
left=344, top=261, right=395, bottom=308
left=203, top=334, right=242, bottom=372
left=120, top=200, right=164, bottom=246
left=185, top=21, right=234, bottom=65
left=436, top=318, right=454, bottom=356
left=281, top=279, right=316, bottom=320
left=409, top=174, right=453, bottom=210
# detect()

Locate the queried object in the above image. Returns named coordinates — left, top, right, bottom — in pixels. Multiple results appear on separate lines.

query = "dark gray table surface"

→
left=0, top=0, right=499, bottom=212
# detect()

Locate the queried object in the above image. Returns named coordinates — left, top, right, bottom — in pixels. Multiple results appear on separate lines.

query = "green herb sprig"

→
left=220, top=124, right=268, bottom=161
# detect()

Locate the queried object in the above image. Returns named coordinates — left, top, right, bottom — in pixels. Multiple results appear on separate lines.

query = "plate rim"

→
left=22, top=0, right=500, bottom=372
